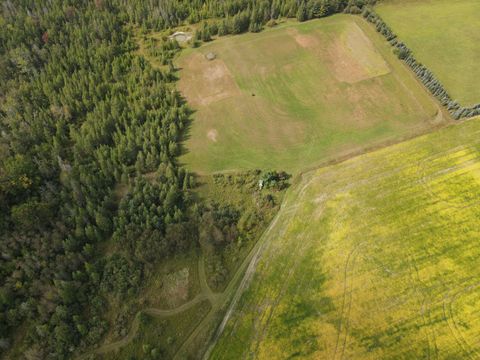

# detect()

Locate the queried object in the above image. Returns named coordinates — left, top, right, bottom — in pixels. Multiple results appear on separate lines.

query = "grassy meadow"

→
left=211, top=117, right=480, bottom=359
left=177, top=14, right=442, bottom=174
left=376, top=0, right=480, bottom=106
left=99, top=300, right=212, bottom=360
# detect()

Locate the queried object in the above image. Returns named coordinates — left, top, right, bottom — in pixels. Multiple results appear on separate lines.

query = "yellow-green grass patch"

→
left=376, top=0, right=480, bottom=106
left=177, top=14, right=441, bottom=174
left=211, top=117, right=480, bottom=359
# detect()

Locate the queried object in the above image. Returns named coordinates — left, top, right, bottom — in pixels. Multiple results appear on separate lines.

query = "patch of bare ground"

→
left=327, top=21, right=390, bottom=84
left=178, top=53, right=241, bottom=106
left=287, top=27, right=320, bottom=48
left=207, top=129, right=218, bottom=142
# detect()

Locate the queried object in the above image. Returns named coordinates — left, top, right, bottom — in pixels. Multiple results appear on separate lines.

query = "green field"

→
left=211, top=117, right=480, bottom=359
left=376, top=0, right=480, bottom=106
left=177, top=14, right=443, bottom=174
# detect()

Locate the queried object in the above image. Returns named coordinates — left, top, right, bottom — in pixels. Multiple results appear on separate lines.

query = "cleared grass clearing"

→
left=376, top=0, right=480, bottom=106
left=177, top=14, right=442, bottom=174
left=99, top=300, right=211, bottom=360
left=141, top=250, right=200, bottom=310
left=211, top=117, right=480, bottom=359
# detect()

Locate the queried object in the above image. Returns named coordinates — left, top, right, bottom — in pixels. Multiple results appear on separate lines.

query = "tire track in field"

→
left=442, top=282, right=480, bottom=359
left=332, top=240, right=367, bottom=360
left=248, top=176, right=336, bottom=358
left=416, top=144, right=480, bottom=211
left=369, top=138, right=480, bottom=204
left=403, top=145, right=480, bottom=359
left=448, top=284, right=480, bottom=357
left=407, top=254, right=436, bottom=360
left=328, top=153, right=451, bottom=360
left=248, top=172, right=338, bottom=357
left=250, top=224, right=318, bottom=359
left=327, top=139, right=480, bottom=359
left=204, top=176, right=317, bottom=359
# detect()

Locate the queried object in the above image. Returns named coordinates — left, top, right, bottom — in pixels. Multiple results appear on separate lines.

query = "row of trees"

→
left=362, top=7, right=480, bottom=120
left=116, top=0, right=376, bottom=33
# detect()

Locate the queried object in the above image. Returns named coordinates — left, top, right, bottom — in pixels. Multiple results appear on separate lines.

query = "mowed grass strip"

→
left=177, top=14, right=441, bottom=174
left=210, top=117, right=480, bottom=359
left=376, top=0, right=480, bottom=106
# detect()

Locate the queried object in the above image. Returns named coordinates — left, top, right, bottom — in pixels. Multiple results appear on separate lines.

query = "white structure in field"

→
left=169, top=31, right=192, bottom=43
left=205, top=52, right=216, bottom=61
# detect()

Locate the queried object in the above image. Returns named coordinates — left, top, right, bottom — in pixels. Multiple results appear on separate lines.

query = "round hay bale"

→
left=205, top=52, right=216, bottom=61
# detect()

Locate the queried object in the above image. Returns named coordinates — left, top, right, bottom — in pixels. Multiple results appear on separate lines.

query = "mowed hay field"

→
left=211, top=117, right=480, bottom=359
left=177, top=15, right=442, bottom=174
left=376, top=0, right=480, bottom=106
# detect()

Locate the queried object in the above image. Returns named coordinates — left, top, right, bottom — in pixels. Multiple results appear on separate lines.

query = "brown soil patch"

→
left=288, top=28, right=320, bottom=49
left=326, top=22, right=390, bottom=84
left=178, top=53, right=241, bottom=107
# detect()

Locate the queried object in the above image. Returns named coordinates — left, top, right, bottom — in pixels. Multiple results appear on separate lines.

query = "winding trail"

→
left=75, top=190, right=297, bottom=360
left=75, top=252, right=221, bottom=360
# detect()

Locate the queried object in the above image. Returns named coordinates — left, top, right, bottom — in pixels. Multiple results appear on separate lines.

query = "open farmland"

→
left=210, top=117, right=480, bottom=359
left=376, top=0, right=480, bottom=106
left=177, top=14, right=443, bottom=174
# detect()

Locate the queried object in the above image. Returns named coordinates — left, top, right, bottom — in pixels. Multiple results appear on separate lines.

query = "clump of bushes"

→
left=199, top=170, right=290, bottom=289
left=260, top=171, right=291, bottom=190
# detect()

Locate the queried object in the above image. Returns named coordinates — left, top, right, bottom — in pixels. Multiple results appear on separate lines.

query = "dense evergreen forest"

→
left=0, top=0, right=372, bottom=358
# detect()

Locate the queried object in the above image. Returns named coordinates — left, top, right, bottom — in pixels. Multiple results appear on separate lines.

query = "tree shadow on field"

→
left=175, top=91, right=196, bottom=163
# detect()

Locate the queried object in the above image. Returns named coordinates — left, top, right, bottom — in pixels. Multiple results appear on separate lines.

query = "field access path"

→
left=75, top=252, right=220, bottom=359
left=75, top=199, right=294, bottom=360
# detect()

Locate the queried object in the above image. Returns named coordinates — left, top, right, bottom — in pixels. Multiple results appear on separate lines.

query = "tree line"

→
left=115, top=0, right=375, bottom=33
left=362, top=7, right=480, bottom=120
